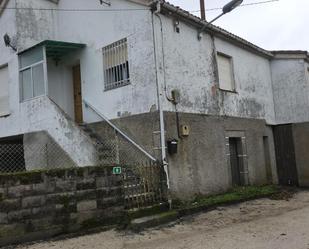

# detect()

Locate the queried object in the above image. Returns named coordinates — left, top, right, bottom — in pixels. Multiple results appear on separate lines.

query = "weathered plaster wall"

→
left=47, top=56, right=76, bottom=120
left=88, top=112, right=278, bottom=199
left=56, top=0, right=158, bottom=121
left=15, top=0, right=58, bottom=50
left=0, top=96, right=99, bottom=166
left=0, top=0, right=158, bottom=167
left=0, top=0, right=18, bottom=120
left=154, top=14, right=218, bottom=115
left=164, top=112, right=277, bottom=199
left=155, top=14, right=276, bottom=124
left=215, top=38, right=276, bottom=124
left=271, top=59, right=309, bottom=124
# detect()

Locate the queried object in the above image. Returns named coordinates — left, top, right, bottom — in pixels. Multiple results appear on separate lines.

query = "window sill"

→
left=0, top=113, right=11, bottom=118
left=104, top=80, right=131, bottom=92
left=219, top=88, right=238, bottom=94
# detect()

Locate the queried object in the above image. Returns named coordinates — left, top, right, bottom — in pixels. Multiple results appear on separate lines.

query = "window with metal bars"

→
left=103, top=38, right=130, bottom=91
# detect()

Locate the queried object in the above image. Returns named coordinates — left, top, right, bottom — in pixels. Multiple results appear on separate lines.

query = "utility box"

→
left=167, top=139, right=178, bottom=155
left=171, top=89, right=180, bottom=105
left=180, top=125, right=190, bottom=136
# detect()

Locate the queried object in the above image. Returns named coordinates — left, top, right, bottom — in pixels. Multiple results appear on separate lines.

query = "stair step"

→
left=98, top=147, right=113, bottom=152
left=81, top=127, right=93, bottom=133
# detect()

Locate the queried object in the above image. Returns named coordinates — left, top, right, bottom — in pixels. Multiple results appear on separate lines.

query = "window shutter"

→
left=217, top=54, right=234, bottom=91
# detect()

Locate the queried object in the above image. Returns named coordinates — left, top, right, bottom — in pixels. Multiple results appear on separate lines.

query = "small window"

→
left=217, top=53, right=235, bottom=92
left=19, top=47, right=45, bottom=101
left=103, top=38, right=130, bottom=91
left=0, top=65, right=10, bottom=116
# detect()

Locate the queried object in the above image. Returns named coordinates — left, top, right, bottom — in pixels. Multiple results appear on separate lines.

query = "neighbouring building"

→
left=0, top=0, right=308, bottom=199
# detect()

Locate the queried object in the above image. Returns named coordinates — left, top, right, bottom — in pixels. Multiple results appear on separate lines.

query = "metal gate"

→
left=123, top=163, right=168, bottom=210
left=273, top=124, right=299, bottom=186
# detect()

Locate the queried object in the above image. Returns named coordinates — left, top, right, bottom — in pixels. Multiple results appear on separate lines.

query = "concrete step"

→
left=129, top=211, right=178, bottom=231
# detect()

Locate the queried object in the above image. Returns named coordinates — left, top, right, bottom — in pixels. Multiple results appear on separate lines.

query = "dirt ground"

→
left=13, top=190, right=309, bottom=249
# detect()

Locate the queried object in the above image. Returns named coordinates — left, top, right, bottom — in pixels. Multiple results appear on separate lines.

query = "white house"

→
left=0, top=0, right=308, bottom=198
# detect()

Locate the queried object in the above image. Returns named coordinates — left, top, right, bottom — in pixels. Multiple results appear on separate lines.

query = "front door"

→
left=72, top=65, right=83, bottom=123
left=229, top=137, right=245, bottom=186
left=273, top=125, right=299, bottom=186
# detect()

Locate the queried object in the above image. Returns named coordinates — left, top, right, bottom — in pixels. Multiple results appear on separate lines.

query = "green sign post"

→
left=112, top=166, right=122, bottom=175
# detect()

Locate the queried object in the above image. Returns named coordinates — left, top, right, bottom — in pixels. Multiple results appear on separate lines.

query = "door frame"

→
left=72, top=64, right=83, bottom=124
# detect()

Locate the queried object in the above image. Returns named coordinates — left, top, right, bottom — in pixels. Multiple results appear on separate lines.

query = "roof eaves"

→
left=159, top=1, right=273, bottom=59
left=271, top=50, right=309, bottom=62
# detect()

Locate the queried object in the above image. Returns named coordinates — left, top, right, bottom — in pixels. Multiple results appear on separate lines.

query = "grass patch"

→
left=174, top=185, right=279, bottom=210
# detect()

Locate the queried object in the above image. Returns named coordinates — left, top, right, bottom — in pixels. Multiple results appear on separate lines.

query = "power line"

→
left=191, top=0, right=280, bottom=13
left=0, top=0, right=280, bottom=12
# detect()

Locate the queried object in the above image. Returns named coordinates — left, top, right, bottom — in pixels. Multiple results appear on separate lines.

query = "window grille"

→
left=103, top=38, right=130, bottom=91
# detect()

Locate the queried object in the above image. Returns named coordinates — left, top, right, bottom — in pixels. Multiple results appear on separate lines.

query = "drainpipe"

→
left=152, top=1, right=171, bottom=192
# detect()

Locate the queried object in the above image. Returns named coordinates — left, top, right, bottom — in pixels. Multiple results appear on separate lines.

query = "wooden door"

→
left=72, top=65, right=83, bottom=123
left=273, top=125, right=299, bottom=186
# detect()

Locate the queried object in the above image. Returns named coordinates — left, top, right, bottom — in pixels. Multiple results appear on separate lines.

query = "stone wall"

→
left=0, top=166, right=124, bottom=246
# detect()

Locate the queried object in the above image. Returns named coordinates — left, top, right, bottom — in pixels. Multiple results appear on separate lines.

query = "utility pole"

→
left=200, top=0, right=206, bottom=20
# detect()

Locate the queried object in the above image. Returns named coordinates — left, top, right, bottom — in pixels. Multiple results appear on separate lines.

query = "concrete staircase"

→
left=79, top=123, right=118, bottom=165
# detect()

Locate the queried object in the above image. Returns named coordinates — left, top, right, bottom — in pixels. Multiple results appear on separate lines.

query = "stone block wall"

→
left=0, top=166, right=124, bottom=246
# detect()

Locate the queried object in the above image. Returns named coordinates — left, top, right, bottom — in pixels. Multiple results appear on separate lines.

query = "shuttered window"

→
left=103, top=38, right=130, bottom=91
left=0, top=65, right=10, bottom=116
left=217, top=53, right=235, bottom=92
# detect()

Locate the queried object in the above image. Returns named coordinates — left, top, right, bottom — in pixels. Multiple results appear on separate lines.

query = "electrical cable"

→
left=0, top=0, right=281, bottom=12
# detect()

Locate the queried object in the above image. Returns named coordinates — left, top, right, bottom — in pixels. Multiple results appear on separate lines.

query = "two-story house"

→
left=0, top=0, right=308, bottom=199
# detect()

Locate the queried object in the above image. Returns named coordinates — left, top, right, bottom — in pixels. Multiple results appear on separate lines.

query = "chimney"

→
left=200, top=0, right=206, bottom=20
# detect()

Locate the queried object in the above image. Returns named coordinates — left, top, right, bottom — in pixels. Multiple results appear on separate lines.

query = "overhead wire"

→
left=0, top=0, right=281, bottom=13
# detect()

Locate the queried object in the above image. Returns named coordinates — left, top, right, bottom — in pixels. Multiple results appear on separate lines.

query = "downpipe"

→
left=151, top=1, right=171, bottom=207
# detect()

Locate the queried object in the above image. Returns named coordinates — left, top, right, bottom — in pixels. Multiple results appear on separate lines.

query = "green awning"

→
left=19, top=40, right=86, bottom=59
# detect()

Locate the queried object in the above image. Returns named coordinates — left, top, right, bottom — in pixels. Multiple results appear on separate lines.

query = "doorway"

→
left=273, top=125, right=299, bottom=186
left=72, top=65, right=83, bottom=123
left=229, top=137, right=245, bottom=186
left=263, top=136, right=273, bottom=184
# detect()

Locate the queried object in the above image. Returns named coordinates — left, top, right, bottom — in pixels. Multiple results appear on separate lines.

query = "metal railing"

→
left=83, top=99, right=157, bottom=163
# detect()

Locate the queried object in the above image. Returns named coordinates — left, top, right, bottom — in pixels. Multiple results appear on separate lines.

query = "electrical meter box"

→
left=180, top=125, right=190, bottom=136
left=167, top=139, right=178, bottom=155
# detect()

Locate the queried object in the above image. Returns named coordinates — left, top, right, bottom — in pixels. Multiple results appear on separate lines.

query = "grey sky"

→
left=169, top=0, right=309, bottom=51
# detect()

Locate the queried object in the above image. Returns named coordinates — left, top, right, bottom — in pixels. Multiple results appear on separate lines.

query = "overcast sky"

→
left=169, top=0, right=308, bottom=51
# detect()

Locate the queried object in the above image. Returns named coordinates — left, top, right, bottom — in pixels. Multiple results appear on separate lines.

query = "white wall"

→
left=15, top=0, right=58, bottom=50
left=0, top=65, right=10, bottom=116
left=154, top=14, right=276, bottom=124
left=47, top=57, right=76, bottom=120
left=0, top=0, right=159, bottom=166
left=55, top=0, right=158, bottom=121
left=215, top=37, right=276, bottom=124
left=271, top=59, right=309, bottom=124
